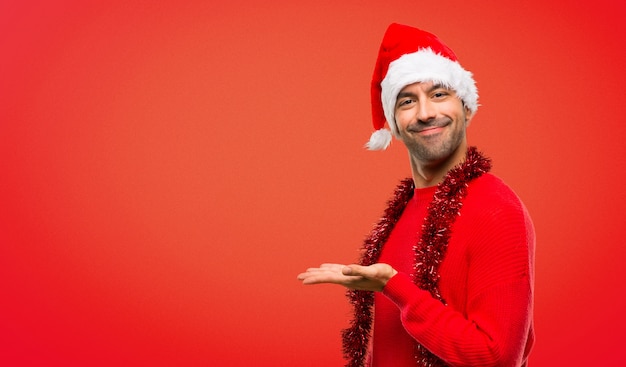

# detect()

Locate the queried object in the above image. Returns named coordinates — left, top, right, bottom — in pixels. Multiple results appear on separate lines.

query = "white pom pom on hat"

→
left=366, top=23, right=478, bottom=151
left=365, top=128, right=392, bottom=150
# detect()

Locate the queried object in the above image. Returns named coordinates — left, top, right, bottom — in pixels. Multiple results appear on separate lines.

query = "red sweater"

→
left=372, top=173, right=535, bottom=367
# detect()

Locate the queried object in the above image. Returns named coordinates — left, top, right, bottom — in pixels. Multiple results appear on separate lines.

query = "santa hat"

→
left=365, top=23, right=478, bottom=150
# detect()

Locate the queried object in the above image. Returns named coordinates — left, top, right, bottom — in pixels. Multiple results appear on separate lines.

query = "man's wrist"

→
left=382, top=268, right=398, bottom=286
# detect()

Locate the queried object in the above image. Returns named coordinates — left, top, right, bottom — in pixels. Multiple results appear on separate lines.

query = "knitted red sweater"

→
left=372, top=173, right=535, bottom=367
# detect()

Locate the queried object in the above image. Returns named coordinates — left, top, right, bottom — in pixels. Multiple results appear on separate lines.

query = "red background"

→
left=2, top=1, right=625, bottom=366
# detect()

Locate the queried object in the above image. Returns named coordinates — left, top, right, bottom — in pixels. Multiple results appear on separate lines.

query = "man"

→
left=297, top=23, right=535, bottom=367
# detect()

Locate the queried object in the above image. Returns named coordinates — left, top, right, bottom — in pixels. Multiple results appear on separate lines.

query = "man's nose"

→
left=417, top=100, right=436, bottom=123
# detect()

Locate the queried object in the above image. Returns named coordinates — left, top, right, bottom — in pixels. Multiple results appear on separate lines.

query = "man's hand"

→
left=297, top=263, right=398, bottom=292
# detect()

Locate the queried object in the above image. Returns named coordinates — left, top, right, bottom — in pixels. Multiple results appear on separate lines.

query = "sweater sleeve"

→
left=382, top=196, right=535, bottom=367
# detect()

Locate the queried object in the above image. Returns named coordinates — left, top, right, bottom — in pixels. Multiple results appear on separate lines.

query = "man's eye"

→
left=433, top=91, right=449, bottom=99
left=399, top=99, right=414, bottom=106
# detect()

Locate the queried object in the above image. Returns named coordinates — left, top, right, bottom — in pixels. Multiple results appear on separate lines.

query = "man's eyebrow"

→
left=428, top=83, right=452, bottom=93
left=397, top=91, right=417, bottom=99
left=397, top=84, right=451, bottom=100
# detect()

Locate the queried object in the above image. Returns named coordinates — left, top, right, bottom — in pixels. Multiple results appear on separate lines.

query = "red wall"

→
left=2, top=0, right=625, bottom=365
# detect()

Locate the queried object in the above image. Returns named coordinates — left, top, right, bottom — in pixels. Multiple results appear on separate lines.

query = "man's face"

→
left=394, top=81, right=472, bottom=164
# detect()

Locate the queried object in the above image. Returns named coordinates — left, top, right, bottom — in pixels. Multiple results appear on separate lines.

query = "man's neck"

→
left=410, top=144, right=467, bottom=188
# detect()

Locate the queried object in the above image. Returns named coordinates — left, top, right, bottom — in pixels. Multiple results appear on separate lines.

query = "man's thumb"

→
left=342, top=265, right=362, bottom=276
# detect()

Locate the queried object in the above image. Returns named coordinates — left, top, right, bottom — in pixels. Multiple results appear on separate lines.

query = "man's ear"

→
left=464, top=106, right=475, bottom=126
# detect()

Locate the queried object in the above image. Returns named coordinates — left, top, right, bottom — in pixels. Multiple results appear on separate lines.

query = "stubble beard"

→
left=401, top=120, right=466, bottom=164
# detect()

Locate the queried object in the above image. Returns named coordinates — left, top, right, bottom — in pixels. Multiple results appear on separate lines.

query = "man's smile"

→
left=406, top=120, right=450, bottom=137
left=417, top=126, right=445, bottom=136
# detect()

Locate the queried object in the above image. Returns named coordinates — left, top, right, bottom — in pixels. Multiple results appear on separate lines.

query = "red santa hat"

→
left=365, top=23, right=478, bottom=150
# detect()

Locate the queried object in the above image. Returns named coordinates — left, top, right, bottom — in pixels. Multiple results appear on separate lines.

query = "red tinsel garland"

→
left=342, top=147, right=492, bottom=367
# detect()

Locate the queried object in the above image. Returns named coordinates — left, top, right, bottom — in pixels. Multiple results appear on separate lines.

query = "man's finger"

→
left=319, top=263, right=346, bottom=271
left=342, top=264, right=366, bottom=276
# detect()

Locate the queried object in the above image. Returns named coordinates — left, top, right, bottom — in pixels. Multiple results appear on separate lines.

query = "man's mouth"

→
left=417, top=126, right=444, bottom=135
left=407, top=121, right=449, bottom=135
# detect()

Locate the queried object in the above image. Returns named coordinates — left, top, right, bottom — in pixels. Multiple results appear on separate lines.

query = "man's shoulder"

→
left=461, top=173, right=535, bottom=252
left=466, top=173, right=526, bottom=210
